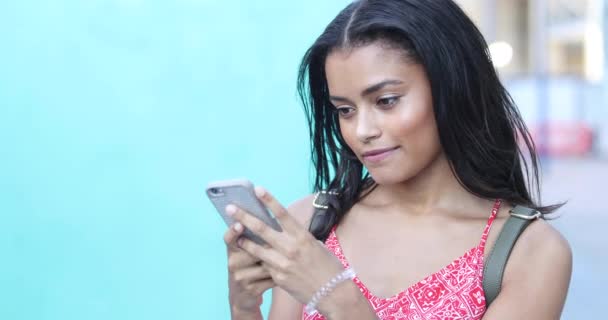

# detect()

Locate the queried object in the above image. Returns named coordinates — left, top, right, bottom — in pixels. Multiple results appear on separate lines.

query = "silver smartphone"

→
left=206, top=178, right=282, bottom=245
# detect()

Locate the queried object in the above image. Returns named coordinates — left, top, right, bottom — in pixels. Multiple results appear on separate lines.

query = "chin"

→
left=368, top=168, right=411, bottom=185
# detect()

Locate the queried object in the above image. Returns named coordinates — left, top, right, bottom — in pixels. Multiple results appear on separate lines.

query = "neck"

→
left=365, top=152, right=485, bottom=217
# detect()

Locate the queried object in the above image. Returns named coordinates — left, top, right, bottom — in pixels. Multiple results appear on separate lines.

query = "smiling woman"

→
left=325, top=46, right=439, bottom=180
left=222, top=1, right=572, bottom=320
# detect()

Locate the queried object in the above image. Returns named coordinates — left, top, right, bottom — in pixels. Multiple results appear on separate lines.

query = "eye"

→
left=377, top=96, right=400, bottom=108
left=335, top=106, right=355, bottom=118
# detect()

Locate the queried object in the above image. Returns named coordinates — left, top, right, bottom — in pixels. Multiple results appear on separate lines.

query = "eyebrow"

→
left=329, top=79, right=404, bottom=103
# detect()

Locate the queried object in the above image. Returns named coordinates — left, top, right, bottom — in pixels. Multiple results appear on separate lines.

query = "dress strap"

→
left=478, top=199, right=502, bottom=251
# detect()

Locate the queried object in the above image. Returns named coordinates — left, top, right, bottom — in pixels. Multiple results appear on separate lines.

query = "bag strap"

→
left=308, top=191, right=338, bottom=233
left=482, top=205, right=541, bottom=306
left=312, top=190, right=338, bottom=210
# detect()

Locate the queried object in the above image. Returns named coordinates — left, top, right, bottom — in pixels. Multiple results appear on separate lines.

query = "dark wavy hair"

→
left=297, top=0, right=562, bottom=241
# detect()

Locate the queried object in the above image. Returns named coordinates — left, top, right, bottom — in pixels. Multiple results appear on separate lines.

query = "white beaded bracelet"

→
left=304, top=267, right=356, bottom=314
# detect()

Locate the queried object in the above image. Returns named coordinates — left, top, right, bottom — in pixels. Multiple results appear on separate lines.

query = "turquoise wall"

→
left=0, top=1, right=350, bottom=319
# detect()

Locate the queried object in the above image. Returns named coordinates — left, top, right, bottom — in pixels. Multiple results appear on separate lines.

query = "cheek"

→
left=338, top=119, right=357, bottom=146
left=391, top=103, right=440, bottom=152
left=391, top=101, right=433, bottom=135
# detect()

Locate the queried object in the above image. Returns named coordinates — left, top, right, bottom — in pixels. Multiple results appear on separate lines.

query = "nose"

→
left=355, top=109, right=381, bottom=143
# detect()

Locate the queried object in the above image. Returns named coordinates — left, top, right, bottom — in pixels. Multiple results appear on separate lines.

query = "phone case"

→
left=206, top=178, right=282, bottom=245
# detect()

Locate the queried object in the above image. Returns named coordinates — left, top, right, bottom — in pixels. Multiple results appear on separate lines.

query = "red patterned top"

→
left=302, top=199, right=502, bottom=320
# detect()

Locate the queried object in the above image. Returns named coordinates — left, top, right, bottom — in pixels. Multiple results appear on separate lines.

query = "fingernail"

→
left=233, top=222, right=243, bottom=232
left=226, top=205, right=237, bottom=216
left=254, top=186, right=266, bottom=198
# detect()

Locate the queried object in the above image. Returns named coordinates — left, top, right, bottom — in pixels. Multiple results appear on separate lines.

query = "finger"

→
left=233, top=265, right=273, bottom=284
left=254, top=186, right=300, bottom=232
left=261, top=261, right=281, bottom=275
left=238, top=237, right=290, bottom=270
left=224, top=222, right=246, bottom=252
left=226, top=204, right=285, bottom=250
left=245, top=278, right=275, bottom=297
left=227, top=250, right=262, bottom=273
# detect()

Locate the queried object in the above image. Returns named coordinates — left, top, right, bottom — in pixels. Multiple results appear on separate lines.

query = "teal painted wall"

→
left=0, top=1, right=350, bottom=319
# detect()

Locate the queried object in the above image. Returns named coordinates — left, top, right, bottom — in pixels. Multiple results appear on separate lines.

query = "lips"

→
left=362, top=146, right=399, bottom=164
left=362, top=146, right=399, bottom=157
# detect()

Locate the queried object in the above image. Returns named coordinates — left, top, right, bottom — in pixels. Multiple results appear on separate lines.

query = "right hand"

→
left=225, top=222, right=275, bottom=314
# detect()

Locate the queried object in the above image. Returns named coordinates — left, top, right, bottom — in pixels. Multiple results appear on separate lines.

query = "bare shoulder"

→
left=503, top=217, right=572, bottom=284
left=503, top=220, right=572, bottom=308
left=485, top=217, right=573, bottom=318
left=492, top=203, right=571, bottom=264
left=510, top=218, right=572, bottom=269
left=287, top=194, right=317, bottom=227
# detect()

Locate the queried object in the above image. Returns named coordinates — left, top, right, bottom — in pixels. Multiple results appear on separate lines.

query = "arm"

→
left=315, top=281, right=379, bottom=320
left=231, top=307, right=263, bottom=320
left=270, top=281, right=378, bottom=320
left=482, top=219, right=572, bottom=319
left=268, top=287, right=303, bottom=320
left=268, top=195, right=314, bottom=320
left=223, top=211, right=274, bottom=319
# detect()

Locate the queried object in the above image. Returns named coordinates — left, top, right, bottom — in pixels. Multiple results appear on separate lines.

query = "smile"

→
left=362, top=147, right=399, bottom=164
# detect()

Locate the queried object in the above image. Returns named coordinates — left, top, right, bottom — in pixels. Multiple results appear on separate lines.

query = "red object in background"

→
left=529, top=122, right=594, bottom=156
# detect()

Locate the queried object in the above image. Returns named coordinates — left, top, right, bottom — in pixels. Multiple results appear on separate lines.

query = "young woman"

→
left=223, top=0, right=572, bottom=319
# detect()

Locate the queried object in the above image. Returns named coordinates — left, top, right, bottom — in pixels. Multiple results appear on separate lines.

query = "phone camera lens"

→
left=209, top=188, right=220, bottom=195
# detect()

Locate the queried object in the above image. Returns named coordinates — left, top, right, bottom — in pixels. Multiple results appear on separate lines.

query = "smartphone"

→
left=206, top=178, right=282, bottom=245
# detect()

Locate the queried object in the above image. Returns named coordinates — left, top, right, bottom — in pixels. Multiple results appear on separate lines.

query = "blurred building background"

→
left=459, top=0, right=606, bottom=158
left=456, top=1, right=608, bottom=318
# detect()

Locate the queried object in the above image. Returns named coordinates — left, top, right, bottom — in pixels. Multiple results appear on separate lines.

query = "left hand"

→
left=225, top=186, right=346, bottom=305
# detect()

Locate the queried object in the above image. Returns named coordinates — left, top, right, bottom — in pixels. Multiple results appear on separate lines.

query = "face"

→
left=324, top=42, right=443, bottom=185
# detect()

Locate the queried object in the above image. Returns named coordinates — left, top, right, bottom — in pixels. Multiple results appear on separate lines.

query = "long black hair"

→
left=297, top=0, right=561, bottom=241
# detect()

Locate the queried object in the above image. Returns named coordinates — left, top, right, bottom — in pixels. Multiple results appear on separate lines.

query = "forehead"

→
left=329, top=40, right=408, bottom=59
left=324, top=43, right=416, bottom=92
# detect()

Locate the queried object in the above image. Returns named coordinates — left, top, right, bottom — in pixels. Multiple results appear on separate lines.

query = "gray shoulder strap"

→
left=308, top=190, right=338, bottom=232
left=483, top=205, right=541, bottom=307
